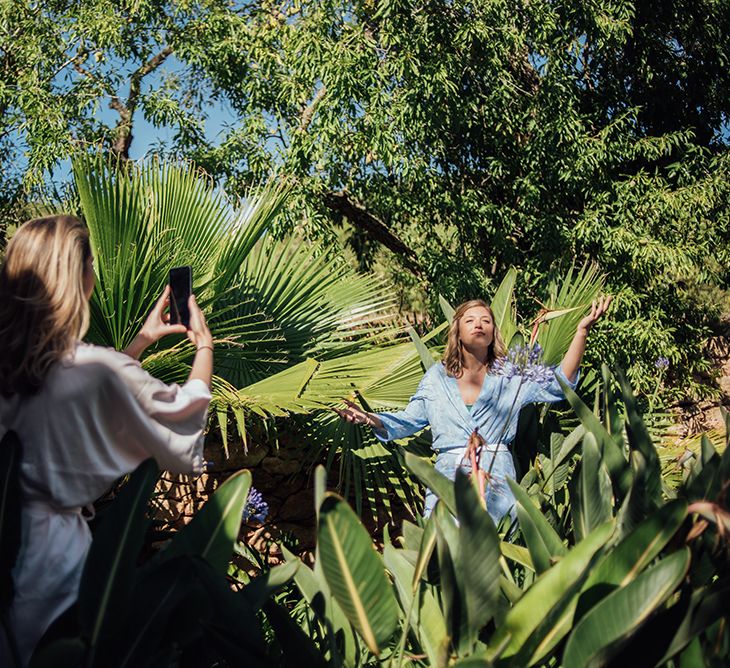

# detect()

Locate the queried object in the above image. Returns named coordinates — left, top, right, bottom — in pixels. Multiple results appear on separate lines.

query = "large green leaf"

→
left=454, top=471, right=501, bottom=637
left=526, top=500, right=688, bottom=665
left=616, top=451, right=656, bottom=538
left=240, top=561, right=300, bottom=610
left=562, top=548, right=691, bottom=667
left=617, top=370, right=662, bottom=504
left=282, top=546, right=355, bottom=666
left=405, top=451, right=457, bottom=515
left=650, top=578, right=730, bottom=666
left=500, top=542, right=534, bottom=571
left=489, top=267, right=518, bottom=348
left=571, top=432, right=613, bottom=542
left=560, top=379, right=632, bottom=500
left=411, top=513, right=438, bottom=587
left=317, top=493, right=399, bottom=655
left=382, top=535, right=447, bottom=666
left=77, top=459, right=159, bottom=664
left=407, top=325, right=437, bottom=370
left=507, top=478, right=566, bottom=573
left=149, top=469, right=250, bottom=573
left=434, top=502, right=469, bottom=653
left=583, top=499, right=687, bottom=594
left=488, top=521, right=614, bottom=661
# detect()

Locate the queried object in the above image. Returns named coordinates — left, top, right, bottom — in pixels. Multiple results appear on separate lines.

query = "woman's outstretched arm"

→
left=334, top=377, right=431, bottom=441
left=560, top=295, right=612, bottom=382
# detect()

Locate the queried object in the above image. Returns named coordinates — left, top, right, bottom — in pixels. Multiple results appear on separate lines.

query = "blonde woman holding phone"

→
left=0, top=215, right=214, bottom=665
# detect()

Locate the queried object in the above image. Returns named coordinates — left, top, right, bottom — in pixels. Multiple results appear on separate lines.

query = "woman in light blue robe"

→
left=372, top=357, right=579, bottom=521
left=336, top=297, right=611, bottom=524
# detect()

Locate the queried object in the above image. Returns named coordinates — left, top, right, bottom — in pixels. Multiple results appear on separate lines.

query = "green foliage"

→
left=317, top=493, right=399, bottom=655
left=2, top=0, right=729, bottom=401
left=27, top=460, right=274, bottom=667
left=7, top=374, right=728, bottom=667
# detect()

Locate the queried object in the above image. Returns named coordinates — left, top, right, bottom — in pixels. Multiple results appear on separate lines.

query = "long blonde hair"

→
left=442, top=299, right=506, bottom=377
left=0, top=215, right=92, bottom=396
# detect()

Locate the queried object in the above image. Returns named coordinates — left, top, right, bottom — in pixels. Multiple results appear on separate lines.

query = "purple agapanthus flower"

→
left=655, top=357, right=670, bottom=370
left=242, top=486, right=269, bottom=523
left=492, top=343, right=554, bottom=384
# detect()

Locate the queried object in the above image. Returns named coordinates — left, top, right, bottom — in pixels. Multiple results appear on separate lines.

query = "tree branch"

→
left=110, top=46, right=173, bottom=159
left=300, top=85, right=327, bottom=132
left=323, top=190, right=424, bottom=278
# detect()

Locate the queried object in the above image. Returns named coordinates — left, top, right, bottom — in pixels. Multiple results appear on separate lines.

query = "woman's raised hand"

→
left=577, top=295, right=612, bottom=334
left=123, top=286, right=188, bottom=359
left=142, top=285, right=188, bottom=342
left=333, top=399, right=379, bottom=428
left=186, top=294, right=214, bottom=387
left=186, top=294, right=213, bottom=350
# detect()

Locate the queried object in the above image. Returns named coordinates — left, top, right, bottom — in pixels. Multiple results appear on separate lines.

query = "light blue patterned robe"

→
left=373, top=362, right=579, bottom=523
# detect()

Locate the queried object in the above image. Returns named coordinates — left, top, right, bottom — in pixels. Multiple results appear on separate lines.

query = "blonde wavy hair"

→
left=442, top=299, right=506, bottom=377
left=0, top=215, right=92, bottom=396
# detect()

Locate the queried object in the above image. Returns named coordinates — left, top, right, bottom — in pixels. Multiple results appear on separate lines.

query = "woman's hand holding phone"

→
left=187, top=294, right=214, bottom=387
left=186, top=294, right=213, bottom=350
left=122, top=282, right=213, bottom=387
left=123, top=286, right=188, bottom=360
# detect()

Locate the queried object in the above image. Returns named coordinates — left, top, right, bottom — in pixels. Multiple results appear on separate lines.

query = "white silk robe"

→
left=0, top=343, right=211, bottom=665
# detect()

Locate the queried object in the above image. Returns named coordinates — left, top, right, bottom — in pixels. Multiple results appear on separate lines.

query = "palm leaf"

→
left=489, top=266, right=519, bottom=347
left=562, top=548, right=691, bottom=667
left=536, top=263, right=604, bottom=365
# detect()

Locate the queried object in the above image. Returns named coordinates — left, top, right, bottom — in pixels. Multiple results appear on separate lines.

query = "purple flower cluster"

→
left=242, top=486, right=269, bottom=523
left=655, top=357, right=670, bottom=370
left=492, top=343, right=554, bottom=384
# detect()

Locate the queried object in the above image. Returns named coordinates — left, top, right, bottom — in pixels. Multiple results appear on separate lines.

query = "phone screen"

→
left=169, top=266, right=192, bottom=328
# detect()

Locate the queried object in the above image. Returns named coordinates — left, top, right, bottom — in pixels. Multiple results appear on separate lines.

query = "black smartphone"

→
left=169, top=266, right=192, bottom=328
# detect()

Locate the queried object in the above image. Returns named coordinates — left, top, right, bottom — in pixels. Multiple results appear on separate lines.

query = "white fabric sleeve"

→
left=111, top=356, right=212, bottom=474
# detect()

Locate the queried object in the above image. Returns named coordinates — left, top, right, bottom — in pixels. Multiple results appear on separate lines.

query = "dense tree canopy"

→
left=1, top=0, right=729, bottom=397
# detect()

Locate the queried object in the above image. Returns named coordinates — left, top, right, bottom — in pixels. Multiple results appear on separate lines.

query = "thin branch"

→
left=323, top=190, right=424, bottom=278
left=110, top=46, right=173, bottom=159
left=299, top=85, right=327, bottom=132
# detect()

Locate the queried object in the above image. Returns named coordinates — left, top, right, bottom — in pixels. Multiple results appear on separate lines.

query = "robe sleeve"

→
left=110, top=355, right=212, bottom=474
left=521, top=365, right=580, bottom=406
left=372, top=376, right=430, bottom=442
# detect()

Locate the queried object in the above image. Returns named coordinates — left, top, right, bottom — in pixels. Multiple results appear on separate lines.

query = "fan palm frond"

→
left=535, top=264, right=605, bottom=365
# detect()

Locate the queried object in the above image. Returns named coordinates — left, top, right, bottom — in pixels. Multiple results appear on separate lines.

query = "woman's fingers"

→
left=334, top=399, right=370, bottom=425
left=594, top=295, right=612, bottom=319
left=152, top=285, right=171, bottom=315
left=188, top=294, right=210, bottom=334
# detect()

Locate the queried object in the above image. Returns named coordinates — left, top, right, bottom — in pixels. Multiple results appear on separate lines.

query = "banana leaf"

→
left=562, top=548, right=691, bottom=667
left=317, top=493, right=399, bottom=655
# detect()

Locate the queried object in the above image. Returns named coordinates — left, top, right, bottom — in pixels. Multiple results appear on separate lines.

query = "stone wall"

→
left=153, top=430, right=321, bottom=565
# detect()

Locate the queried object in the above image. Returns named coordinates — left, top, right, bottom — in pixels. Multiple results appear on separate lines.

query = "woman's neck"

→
left=462, top=345, right=489, bottom=372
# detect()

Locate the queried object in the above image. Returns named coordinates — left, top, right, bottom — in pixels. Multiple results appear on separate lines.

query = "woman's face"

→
left=458, top=306, right=494, bottom=348
left=82, top=255, right=95, bottom=300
